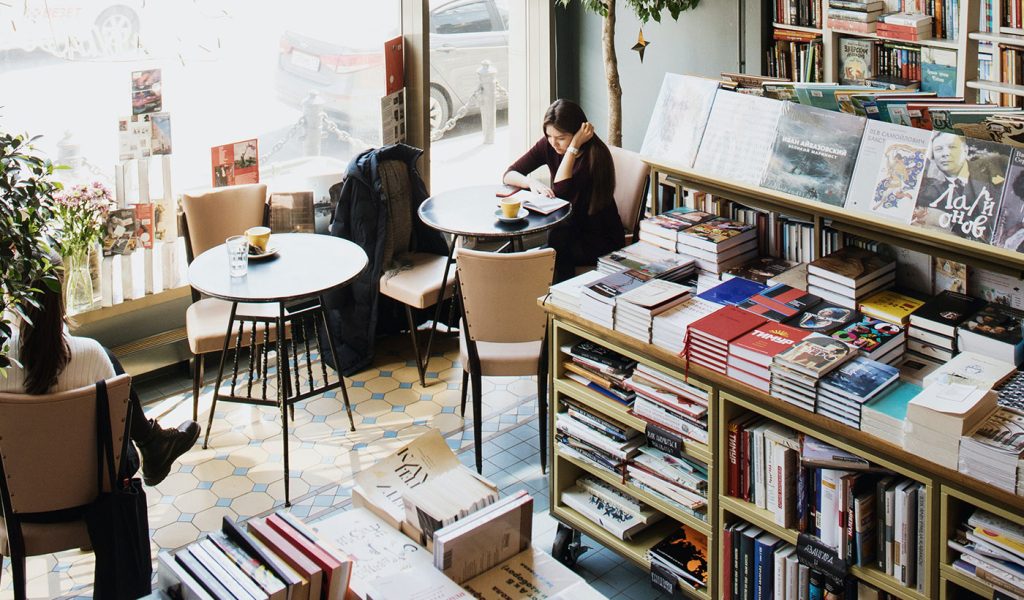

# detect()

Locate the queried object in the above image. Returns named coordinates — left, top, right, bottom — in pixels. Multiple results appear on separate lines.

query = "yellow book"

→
left=858, top=290, right=925, bottom=325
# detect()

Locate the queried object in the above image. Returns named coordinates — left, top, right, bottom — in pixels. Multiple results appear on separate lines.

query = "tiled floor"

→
left=0, top=334, right=667, bottom=599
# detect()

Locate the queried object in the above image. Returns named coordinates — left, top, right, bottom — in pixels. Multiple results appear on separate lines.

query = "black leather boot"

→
left=138, top=420, right=201, bottom=486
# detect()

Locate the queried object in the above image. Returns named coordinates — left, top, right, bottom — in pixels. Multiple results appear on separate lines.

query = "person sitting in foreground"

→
left=504, top=99, right=624, bottom=282
left=0, top=262, right=200, bottom=486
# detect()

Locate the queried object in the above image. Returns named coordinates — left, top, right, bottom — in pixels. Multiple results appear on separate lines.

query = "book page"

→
left=693, top=91, right=783, bottom=187
left=510, top=190, right=568, bottom=214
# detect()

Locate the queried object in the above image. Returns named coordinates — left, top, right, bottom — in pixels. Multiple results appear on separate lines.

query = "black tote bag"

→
left=84, top=380, right=152, bottom=599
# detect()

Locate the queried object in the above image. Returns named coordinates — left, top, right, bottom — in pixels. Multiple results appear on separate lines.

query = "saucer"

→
left=248, top=246, right=279, bottom=260
left=495, top=207, right=528, bottom=222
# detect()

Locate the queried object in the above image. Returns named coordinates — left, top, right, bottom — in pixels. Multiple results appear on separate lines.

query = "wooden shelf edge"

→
left=969, top=30, right=1024, bottom=46
left=849, top=565, right=929, bottom=600
left=773, top=22, right=824, bottom=33
left=555, top=451, right=712, bottom=536
left=940, top=564, right=996, bottom=598
left=831, top=29, right=960, bottom=49
left=966, top=78, right=1024, bottom=96
left=70, top=285, right=191, bottom=326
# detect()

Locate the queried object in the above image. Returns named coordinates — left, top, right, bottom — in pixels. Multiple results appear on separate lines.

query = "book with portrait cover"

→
left=991, top=148, right=1024, bottom=251
left=211, top=138, right=260, bottom=187
left=775, top=334, right=858, bottom=378
left=787, top=302, right=860, bottom=334
left=694, top=90, right=785, bottom=187
left=640, top=74, right=720, bottom=170
left=760, top=103, right=867, bottom=207
left=912, top=133, right=1011, bottom=244
left=845, top=120, right=932, bottom=223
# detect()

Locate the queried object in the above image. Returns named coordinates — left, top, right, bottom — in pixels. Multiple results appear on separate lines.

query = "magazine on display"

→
left=639, top=73, right=720, bottom=170
left=211, top=138, right=260, bottom=187
left=845, top=120, right=932, bottom=223
left=693, top=90, right=785, bottom=187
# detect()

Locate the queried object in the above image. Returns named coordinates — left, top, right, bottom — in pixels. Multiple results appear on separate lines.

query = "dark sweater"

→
left=506, top=138, right=624, bottom=268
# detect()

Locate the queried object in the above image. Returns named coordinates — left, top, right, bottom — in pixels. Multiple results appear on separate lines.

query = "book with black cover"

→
left=958, top=303, right=1024, bottom=346
left=831, top=317, right=904, bottom=356
left=760, top=103, right=867, bottom=207
left=787, top=303, right=860, bottom=335
left=725, top=257, right=802, bottom=284
left=909, top=290, right=987, bottom=336
left=570, top=340, right=637, bottom=372
left=649, top=525, right=709, bottom=587
left=819, top=356, right=900, bottom=400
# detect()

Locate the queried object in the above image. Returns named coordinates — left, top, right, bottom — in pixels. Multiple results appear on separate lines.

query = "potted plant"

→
left=50, top=181, right=114, bottom=315
left=0, top=130, right=60, bottom=371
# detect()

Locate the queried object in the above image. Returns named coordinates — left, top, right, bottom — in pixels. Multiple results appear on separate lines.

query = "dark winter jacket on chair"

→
left=320, top=143, right=448, bottom=375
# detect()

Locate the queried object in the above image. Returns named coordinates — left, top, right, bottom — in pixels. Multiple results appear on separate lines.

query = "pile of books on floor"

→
left=597, top=241, right=696, bottom=282
left=627, top=445, right=709, bottom=522
left=651, top=295, right=720, bottom=355
left=556, top=399, right=643, bottom=474
left=547, top=269, right=604, bottom=312
left=561, top=339, right=637, bottom=406
left=676, top=218, right=759, bottom=274
left=806, top=247, right=895, bottom=311
left=648, top=525, right=709, bottom=593
left=626, top=363, right=710, bottom=447
left=948, top=509, right=1024, bottom=598
left=906, top=290, right=985, bottom=363
left=615, top=279, right=692, bottom=342
left=816, top=356, right=900, bottom=428
left=560, top=475, right=663, bottom=540
left=771, top=333, right=858, bottom=412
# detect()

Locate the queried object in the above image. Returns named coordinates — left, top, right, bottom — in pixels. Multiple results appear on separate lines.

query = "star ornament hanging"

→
left=632, top=28, right=650, bottom=62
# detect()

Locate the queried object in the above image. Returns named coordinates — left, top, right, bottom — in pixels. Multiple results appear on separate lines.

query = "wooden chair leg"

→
left=460, top=370, right=469, bottom=417
left=192, top=355, right=204, bottom=422
left=471, top=370, right=483, bottom=474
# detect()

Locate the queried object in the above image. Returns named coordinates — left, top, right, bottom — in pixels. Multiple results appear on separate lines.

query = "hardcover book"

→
left=959, top=303, right=1024, bottom=345
left=725, top=257, right=801, bottom=284
left=696, top=277, right=766, bottom=306
left=694, top=90, right=785, bottom=187
left=909, top=290, right=987, bottom=337
left=831, top=317, right=904, bottom=355
left=787, top=303, right=860, bottom=334
left=838, top=37, right=875, bottom=84
left=678, top=218, right=758, bottom=251
left=775, top=334, right=858, bottom=378
left=748, top=284, right=823, bottom=318
left=640, top=74, right=720, bottom=170
left=808, top=246, right=895, bottom=288
left=687, top=305, right=768, bottom=347
left=913, top=133, right=1011, bottom=244
left=920, top=47, right=958, bottom=97
left=991, top=148, right=1024, bottom=251
left=858, top=290, right=925, bottom=324
left=845, top=120, right=932, bottom=223
left=819, top=356, right=900, bottom=400
left=730, top=323, right=811, bottom=367
left=760, top=102, right=867, bottom=207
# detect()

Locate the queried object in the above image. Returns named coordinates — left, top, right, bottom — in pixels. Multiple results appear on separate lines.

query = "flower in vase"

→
left=49, top=181, right=115, bottom=257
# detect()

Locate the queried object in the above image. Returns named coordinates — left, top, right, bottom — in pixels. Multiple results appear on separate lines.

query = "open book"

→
left=510, top=190, right=570, bottom=215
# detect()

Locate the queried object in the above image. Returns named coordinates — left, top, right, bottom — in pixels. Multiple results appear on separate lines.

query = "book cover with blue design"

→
left=697, top=277, right=766, bottom=306
left=819, top=356, right=900, bottom=400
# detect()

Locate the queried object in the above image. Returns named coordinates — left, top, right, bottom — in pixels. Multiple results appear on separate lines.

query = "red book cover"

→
left=730, top=323, right=810, bottom=367
left=248, top=518, right=323, bottom=600
left=266, top=514, right=348, bottom=600
left=728, top=420, right=742, bottom=497
left=722, top=525, right=734, bottom=600
left=750, top=284, right=821, bottom=319
left=133, top=203, right=155, bottom=250
left=688, top=306, right=767, bottom=346
left=384, top=35, right=405, bottom=95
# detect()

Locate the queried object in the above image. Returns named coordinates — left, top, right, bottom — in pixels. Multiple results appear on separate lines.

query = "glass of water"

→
left=226, top=235, right=249, bottom=277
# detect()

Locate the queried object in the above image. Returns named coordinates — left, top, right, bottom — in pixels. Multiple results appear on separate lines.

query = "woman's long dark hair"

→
left=543, top=99, right=616, bottom=216
left=20, top=259, right=70, bottom=395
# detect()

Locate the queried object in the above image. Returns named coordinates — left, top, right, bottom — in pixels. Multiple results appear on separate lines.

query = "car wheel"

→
left=93, top=7, right=139, bottom=56
left=429, top=87, right=451, bottom=133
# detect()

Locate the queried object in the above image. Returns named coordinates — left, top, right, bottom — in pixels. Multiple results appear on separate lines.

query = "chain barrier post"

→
left=302, top=91, right=326, bottom=157
left=478, top=60, right=497, bottom=145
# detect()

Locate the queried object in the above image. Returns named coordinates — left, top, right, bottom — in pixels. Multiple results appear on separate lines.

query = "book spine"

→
left=724, top=524, right=735, bottom=600
left=742, top=534, right=756, bottom=600
left=729, top=421, right=742, bottom=498
left=916, top=483, right=927, bottom=593
left=754, top=428, right=767, bottom=510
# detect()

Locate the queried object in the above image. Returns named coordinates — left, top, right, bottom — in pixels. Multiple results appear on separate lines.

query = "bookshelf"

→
left=966, top=0, right=1024, bottom=102
left=543, top=158, right=1024, bottom=599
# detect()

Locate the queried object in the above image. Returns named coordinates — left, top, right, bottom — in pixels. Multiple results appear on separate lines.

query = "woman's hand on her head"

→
left=530, top=180, right=555, bottom=198
left=572, top=122, right=594, bottom=148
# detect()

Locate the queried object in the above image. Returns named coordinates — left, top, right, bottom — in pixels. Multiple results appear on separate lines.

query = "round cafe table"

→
left=188, top=233, right=368, bottom=505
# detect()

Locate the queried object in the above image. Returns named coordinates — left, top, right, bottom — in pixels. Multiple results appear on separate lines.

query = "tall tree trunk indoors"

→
left=603, top=1, right=623, bottom=147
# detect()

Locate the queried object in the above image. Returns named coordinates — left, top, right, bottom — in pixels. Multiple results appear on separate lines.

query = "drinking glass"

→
left=226, top=235, right=249, bottom=277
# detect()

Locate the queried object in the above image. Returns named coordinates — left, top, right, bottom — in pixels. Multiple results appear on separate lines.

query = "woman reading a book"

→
left=504, top=99, right=624, bottom=281
left=0, top=256, right=200, bottom=487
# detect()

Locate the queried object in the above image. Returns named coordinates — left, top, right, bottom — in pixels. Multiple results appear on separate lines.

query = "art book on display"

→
left=640, top=73, right=719, bottom=170
left=787, top=302, right=860, bottom=335
left=130, top=68, right=162, bottom=115
left=839, top=37, right=875, bottom=84
left=912, top=133, right=1011, bottom=244
left=808, top=246, right=894, bottom=288
left=775, top=333, right=857, bottom=378
left=819, top=356, right=900, bottom=400
left=831, top=318, right=904, bottom=356
left=693, top=90, right=785, bottom=187
left=745, top=284, right=822, bottom=319
left=730, top=323, right=810, bottom=367
left=760, top=102, right=866, bottom=207
left=211, top=138, right=260, bottom=187
left=991, top=148, right=1024, bottom=251
left=859, top=290, right=925, bottom=325
left=134, top=203, right=155, bottom=250
left=845, top=120, right=931, bottom=223
left=696, top=277, right=766, bottom=306
left=102, top=209, right=137, bottom=256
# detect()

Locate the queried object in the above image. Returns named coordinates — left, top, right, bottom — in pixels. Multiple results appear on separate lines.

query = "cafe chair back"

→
left=610, top=145, right=651, bottom=244
left=456, top=247, right=555, bottom=474
left=0, top=375, right=131, bottom=598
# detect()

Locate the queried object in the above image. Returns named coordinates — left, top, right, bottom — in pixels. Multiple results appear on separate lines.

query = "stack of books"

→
left=904, top=381, right=1000, bottom=469
left=637, top=207, right=718, bottom=252
left=721, top=524, right=798, bottom=600
left=831, top=316, right=906, bottom=364
left=958, top=407, right=1024, bottom=495
left=860, top=380, right=923, bottom=446
left=651, top=296, right=720, bottom=355
left=597, top=241, right=696, bottom=282
left=957, top=303, right=1024, bottom=367
left=580, top=270, right=646, bottom=329
left=556, top=405, right=643, bottom=474
left=871, top=475, right=927, bottom=587
left=560, top=476, right=663, bottom=540
left=906, top=291, right=986, bottom=362
left=697, top=276, right=766, bottom=307
left=858, top=289, right=924, bottom=326
left=897, top=354, right=943, bottom=386
left=648, top=525, right=709, bottom=593
left=827, top=0, right=884, bottom=34
left=561, top=340, right=637, bottom=406
left=401, top=465, right=501, bottom=540
left=676, top=218, right=759, bottom=274
left=687, top=305, right=767, bottom=375
left=627, top=446, right=709, bottom=521
left=547, top=270, right=604, bottom=313
left=771, top=334, right=859, bottom=412
left=723, top=256, right=801, bottom=285
left=877, top=13, right=933, bottom=41
left=995, top=370, right=1024, bottom=412
left=923, top=351, right=1018, bottom=390
left=431, top=490, right=533, bottom=584
left=948, top=510, right=1024, bottom=598
left=627, top=363, right=711, bottom=446
left=806, top=247, right=895, bottom=311
left=816, top=356, right=900, bottom=428
left=158, top=513, right=348, bottom=600
left=615, top=280, right=692, bottom=342
left=728, top=322, right=810, bottom=392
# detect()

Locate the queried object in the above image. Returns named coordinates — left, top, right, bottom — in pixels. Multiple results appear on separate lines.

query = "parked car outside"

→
left=0, top=0, right=144, bottom=58
left=275, top=0, right=509, bottom=140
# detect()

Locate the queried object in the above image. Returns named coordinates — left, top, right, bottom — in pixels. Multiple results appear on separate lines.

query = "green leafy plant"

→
left=555, top=0, right=701, bottom=146
left=0, top=130, right=61, bottom=371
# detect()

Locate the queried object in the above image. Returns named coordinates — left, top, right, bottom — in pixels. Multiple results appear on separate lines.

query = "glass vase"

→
left=64, top=248, right=95, bottom=316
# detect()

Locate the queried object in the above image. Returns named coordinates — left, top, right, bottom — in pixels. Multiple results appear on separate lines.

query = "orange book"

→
left=266, top=513, right=351, bottom=600
left=249, top=517, right=323, bottom=600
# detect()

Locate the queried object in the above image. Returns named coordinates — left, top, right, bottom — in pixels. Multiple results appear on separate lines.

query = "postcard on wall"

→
left=149, top=112, right=172, bottom=155
left=384, top=35, right=404, bottom=95
left=118, top=114, right=152, bottom=161
left=693, top=91, right=784, bottom=187
left=639, top=73, right=719, bottom=170
left=103, top=209, right=137, bottom=256
left=134, top=203, right=155, bottom=250
left=210, top=138, right=259, bottom=187
left=381, top=89, right=406, bottom=146
left=130, top=68, right=162, bottom=115
left=845, top=120, right=931, bottom=223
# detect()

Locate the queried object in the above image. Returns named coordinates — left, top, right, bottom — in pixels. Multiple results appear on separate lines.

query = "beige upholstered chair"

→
left=0, top=375, right=131, bottom=597
left=610, top=145, right=651, bottom=244
left=457, top=248, right=555, bottom=474
left=181, top=183, right=281, bottom=421
left=375, top=160, right=456, bottom=387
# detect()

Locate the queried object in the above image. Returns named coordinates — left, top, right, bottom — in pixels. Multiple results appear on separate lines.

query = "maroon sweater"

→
left=506, top=138, right=624, bottom=265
